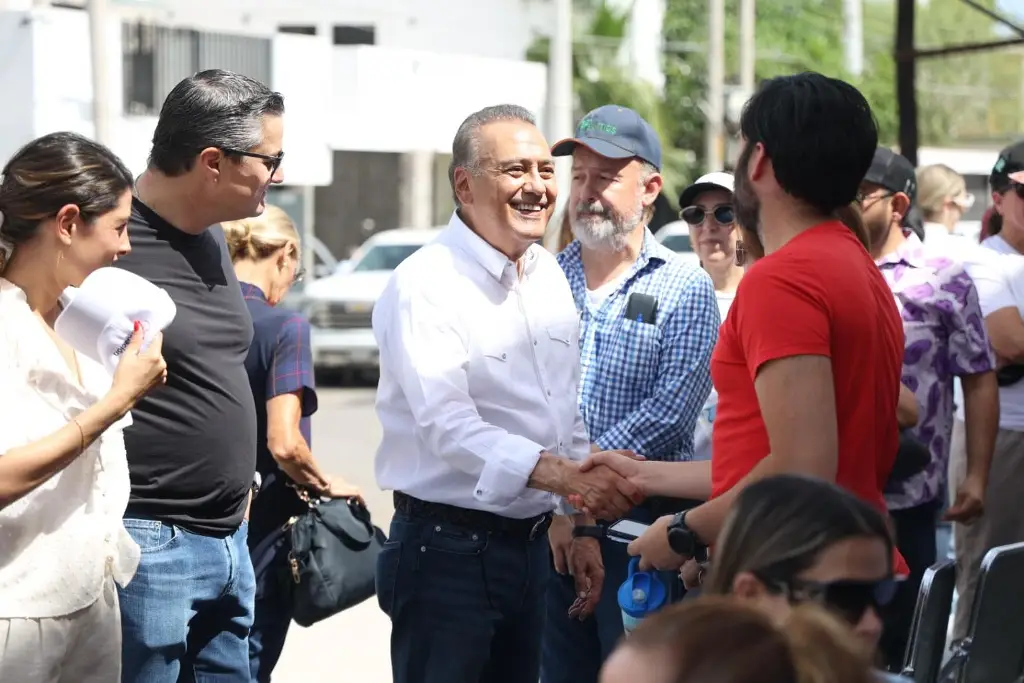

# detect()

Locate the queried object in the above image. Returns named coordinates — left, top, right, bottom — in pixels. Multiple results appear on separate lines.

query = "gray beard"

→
left=570, top=205, right=643, bottom=253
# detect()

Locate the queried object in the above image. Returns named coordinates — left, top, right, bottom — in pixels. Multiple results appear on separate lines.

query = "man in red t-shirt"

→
left=582, top=73, right=908, bottom=577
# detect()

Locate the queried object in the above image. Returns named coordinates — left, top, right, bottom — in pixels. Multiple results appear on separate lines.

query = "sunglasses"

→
left=681, top=204, right=735, bottom=227
left=760, top=575, right=897, bottom=625
left=221, top=147, right=285, bottom=177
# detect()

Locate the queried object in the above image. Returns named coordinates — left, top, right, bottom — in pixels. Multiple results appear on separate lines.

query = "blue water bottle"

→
left=618, top=557, right=668, bottom=635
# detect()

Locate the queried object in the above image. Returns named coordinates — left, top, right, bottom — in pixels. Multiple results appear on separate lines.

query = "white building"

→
left=0, top=0, right=551, bottom=259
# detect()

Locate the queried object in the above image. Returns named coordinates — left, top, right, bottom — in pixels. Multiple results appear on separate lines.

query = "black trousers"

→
left=881, top=500, right=940, bottom=671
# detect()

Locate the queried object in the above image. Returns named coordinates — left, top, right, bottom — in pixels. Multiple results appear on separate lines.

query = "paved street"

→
left=274, top=386, right=395, bottom=683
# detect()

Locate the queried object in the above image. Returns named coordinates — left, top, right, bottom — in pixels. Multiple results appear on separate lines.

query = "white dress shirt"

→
left=373, top=212, right=589, bottom=519
left=0, top=278, right=139, bottom=619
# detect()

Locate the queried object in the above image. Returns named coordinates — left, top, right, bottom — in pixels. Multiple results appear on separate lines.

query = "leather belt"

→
left=393, top=492, right=552, bottom=541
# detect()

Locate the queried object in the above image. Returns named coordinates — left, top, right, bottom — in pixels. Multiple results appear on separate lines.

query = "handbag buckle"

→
left=288, top=552, right=300, bottom=583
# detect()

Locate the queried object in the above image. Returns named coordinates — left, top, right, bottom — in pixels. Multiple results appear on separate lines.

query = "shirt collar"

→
left=445, top=211, right=542, bottom=285
left=561, top=226, right=669, bottom=286
left=876, top=230, right=928, bottom=269
left=239, top=281, right=268, bottom=302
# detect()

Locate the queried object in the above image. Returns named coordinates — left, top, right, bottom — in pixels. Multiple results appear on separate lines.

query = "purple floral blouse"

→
left=876, top=233, right=995, bottom=510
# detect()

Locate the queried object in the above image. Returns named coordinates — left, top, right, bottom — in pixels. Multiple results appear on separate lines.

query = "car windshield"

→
left=660, top=234, right=693, bottom=253
left=352, top=244, right=423, bottom=272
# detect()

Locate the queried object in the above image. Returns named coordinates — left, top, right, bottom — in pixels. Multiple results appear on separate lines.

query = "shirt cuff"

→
left=556, top=498, right=578, bottom=515
left=473, top=436, right=544, bottom=508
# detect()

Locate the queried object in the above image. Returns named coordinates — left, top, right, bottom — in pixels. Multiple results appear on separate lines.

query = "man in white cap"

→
left=541, top=105, right=719, bottom=683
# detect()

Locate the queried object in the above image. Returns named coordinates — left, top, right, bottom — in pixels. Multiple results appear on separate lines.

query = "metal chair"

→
left=947, top=541, right=1024, bottom=683
left=900, top=560, right=956, bottom=683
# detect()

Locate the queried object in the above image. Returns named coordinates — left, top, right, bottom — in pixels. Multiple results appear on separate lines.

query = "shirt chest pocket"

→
left=593, top=318, right=661, bottom=389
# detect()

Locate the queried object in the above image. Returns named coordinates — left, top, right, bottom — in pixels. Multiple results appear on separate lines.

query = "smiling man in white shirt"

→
left=372, top=104, right=643, bottom=683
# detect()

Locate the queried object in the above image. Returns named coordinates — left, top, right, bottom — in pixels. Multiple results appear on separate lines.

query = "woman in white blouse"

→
left=0, top=132, right=167, bottom=682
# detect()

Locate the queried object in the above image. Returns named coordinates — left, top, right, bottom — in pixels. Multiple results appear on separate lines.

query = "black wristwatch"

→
left=667, top=511, right=707, bottom=560
left=571, top=525, right=604, bottom=540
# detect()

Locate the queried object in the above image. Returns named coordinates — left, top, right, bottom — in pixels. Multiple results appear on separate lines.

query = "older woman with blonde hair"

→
left=916, top=164, right=974, bottom=245
left=222, top=205, right=361, bottom=681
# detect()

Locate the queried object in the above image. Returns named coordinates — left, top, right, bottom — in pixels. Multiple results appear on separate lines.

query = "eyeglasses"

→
left=758, top=574, right=897, bottom=625
left=681, top=204, right=735, bottom=227
left=952, top=193, right=975, bottom=210
left=292, top=265, right=306, bottom=284
left=221, top=148, right=284, bottom=176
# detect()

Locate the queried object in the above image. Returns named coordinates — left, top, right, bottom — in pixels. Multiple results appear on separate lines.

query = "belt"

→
left=393, top=492, right=552, bottom=541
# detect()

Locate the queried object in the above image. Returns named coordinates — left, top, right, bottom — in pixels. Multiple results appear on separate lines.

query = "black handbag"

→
left=284, top=492, right=387, bottom=627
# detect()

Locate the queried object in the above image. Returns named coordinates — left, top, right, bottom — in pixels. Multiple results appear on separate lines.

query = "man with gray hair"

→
left=372, top=103, right=643, bottom=683
left=112, top=69, right=284, bottom=682
left=541, top=105, right=719, bottom=682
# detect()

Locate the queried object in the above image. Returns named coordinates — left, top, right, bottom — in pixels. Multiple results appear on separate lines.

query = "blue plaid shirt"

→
left=557, top=231, right=719, bottom=461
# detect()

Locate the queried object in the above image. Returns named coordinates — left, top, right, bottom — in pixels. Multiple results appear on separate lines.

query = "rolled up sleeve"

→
left=377, top=279, right=544, bottom=507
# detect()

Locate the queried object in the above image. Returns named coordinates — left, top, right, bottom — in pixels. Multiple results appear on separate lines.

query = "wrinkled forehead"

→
left=477, top=120, right=552, bottom=167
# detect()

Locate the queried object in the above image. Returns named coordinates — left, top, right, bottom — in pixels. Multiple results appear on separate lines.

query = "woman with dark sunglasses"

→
left=705, top=474, right=896, bottom=661
left=678, top=172, right=744, bottom=321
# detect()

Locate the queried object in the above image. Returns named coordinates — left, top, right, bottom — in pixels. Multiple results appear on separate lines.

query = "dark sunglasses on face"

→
left=760, top=575, right=898, bottom=625
left=681, top=204, right=735, bottom=227
left=221, top=147, right=285, bottom=176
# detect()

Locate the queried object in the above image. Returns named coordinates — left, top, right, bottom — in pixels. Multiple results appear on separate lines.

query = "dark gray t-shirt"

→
left=115, top=198, right=257, bottom=535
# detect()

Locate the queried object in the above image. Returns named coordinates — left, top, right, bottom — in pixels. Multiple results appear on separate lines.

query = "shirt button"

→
left=546, top=389, right=552, bottom=396
left=501, top=353, right=507, bottom=360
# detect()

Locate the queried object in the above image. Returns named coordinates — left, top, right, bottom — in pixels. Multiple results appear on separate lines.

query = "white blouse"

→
left=0, top=278, right=140, bottom=619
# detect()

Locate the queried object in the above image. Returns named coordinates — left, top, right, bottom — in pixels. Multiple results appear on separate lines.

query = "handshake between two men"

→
left=527, top=448, right=655, bottom=621
left=528, top=448, right=647, bottom=520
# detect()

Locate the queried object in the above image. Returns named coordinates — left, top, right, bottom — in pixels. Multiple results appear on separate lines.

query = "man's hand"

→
left=945, top=473, right=986, bottom=524
left=567, top=537, right=604, bottom=620
left=680, top=558, right=703, bottom=590
left=566, top=463, right=644, bottom=520
left=627, top=514, right=687, bottom=571
left=566, top=450, right=646, bottom=516
left=548, top=515, right=574, bottom=575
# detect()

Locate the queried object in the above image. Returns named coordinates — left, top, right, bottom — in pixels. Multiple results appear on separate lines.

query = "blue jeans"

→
left=540, top=510, right=684, bottom=683
left=118, top=519, right=256, bottom=683
left=248, top=529, right=293, bottom=682
left=376, top=511, right=549, bottom=683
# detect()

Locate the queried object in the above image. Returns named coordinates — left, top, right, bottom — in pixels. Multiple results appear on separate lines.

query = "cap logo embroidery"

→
left=994, top=156, right=1006, bottom=173
left=578, top=118, right=617, bottom=135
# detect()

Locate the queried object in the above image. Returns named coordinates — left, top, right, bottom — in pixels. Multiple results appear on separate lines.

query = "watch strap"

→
left=571, top=525, right=605, bottom=540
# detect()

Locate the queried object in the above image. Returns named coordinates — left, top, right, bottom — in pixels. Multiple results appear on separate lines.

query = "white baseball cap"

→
left=678, top=172, right=735, bottom=208
left=54, top=267, right=176, bottom=376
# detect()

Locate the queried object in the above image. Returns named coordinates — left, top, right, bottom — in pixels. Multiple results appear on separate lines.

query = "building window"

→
left=332, top=25, right=375, bottom=46
left=122, top=22, right=272, bottom=117
left=279, top=25, right=317, bottom=36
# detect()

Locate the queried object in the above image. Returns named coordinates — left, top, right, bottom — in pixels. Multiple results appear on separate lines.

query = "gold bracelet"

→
left=71, top=417, right=86, bottom=454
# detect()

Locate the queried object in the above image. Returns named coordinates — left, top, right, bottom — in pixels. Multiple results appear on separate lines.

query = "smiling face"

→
left=569, top=146, right=660, bottom=252
left=454, top=119, right=556, bottom=258
left=60, top=189, right=134, bottom=287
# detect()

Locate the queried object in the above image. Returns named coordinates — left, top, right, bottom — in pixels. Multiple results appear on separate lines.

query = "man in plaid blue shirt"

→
left=540, top=106, right=719, bottom=683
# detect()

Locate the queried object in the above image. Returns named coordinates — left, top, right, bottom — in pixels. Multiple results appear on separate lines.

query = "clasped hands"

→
left=567, top=450, right=694, bottom=573
left=564, top=449, right=648, bottom=520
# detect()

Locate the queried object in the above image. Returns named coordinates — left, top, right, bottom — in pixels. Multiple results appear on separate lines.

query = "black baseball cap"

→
left=551, top=105, right=662, bottom=171
left=990, top=139, right=1024, bottom=192
left=863, top=147, right=917, bottom=202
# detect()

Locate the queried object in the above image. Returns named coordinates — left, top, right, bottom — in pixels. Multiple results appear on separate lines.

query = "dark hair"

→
left=149, top=69, right=285, bottom=176
left=706, top=475, right=893, bottom=594
left=448, top=104, right=536, bottom=208
left=620, top=597, right=874, bottom=683
left=739, top=73, right=878, bottom=216
left=0, top=132, right=134, bottom=267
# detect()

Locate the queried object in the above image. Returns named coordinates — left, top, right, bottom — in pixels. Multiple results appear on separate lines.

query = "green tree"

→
left=663, top=0, right=1024, bottom=186
left=525, top=0, right=692, bottom=199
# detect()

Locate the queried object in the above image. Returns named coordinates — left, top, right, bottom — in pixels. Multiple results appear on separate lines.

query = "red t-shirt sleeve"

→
left=734, top=263, right=832, bottom=380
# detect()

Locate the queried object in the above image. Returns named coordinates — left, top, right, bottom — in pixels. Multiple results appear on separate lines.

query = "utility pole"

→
left=546, top=0, right=575, bottom=251
left=739, top=0, right=755, bottom=94
left=843, top=0, right=864, bottom=77
left=705, top=0, right=725, bottom=172
left=88, top=0, right=113, bottom=146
